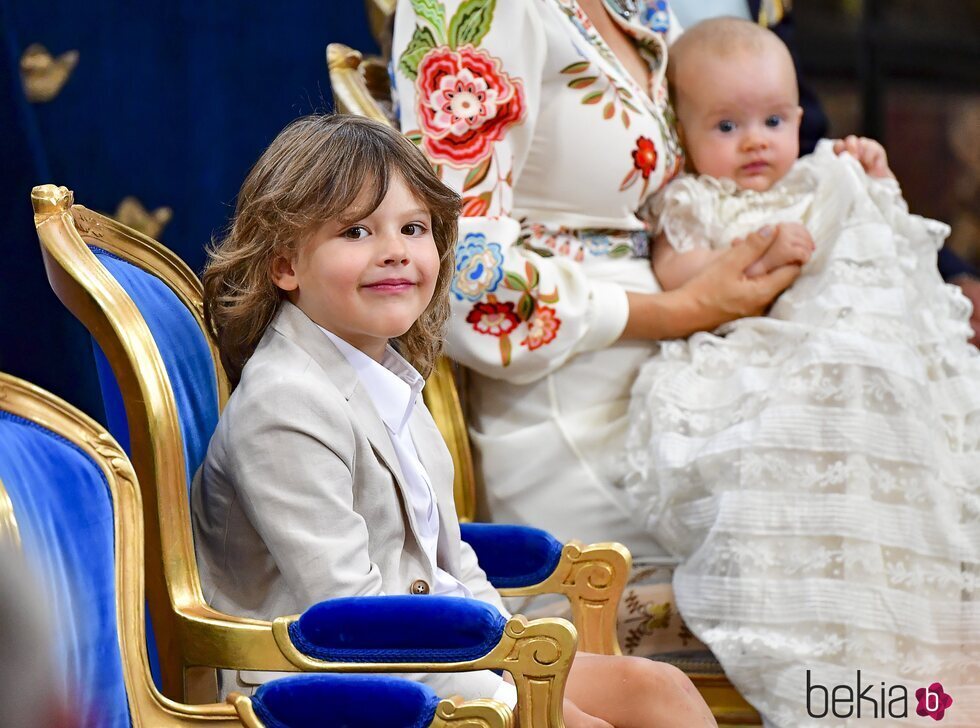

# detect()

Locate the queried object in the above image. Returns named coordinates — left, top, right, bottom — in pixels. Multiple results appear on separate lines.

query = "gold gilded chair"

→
left=33, top=184, right=579, bottom=728
left=329, top=14, right=763, bottom=724
left=0, top=371, right=513, bottom=728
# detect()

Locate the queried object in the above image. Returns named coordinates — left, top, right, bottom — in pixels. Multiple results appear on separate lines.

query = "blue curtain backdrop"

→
left=1, top=0, right=377, bottom=420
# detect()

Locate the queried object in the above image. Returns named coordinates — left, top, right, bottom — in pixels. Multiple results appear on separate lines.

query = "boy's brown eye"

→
left=343, top=226, right=369, bottom=240
left=402, top=223, right=427, bottom=236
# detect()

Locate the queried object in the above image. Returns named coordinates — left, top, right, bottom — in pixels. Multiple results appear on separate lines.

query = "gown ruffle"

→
left=625, top=142, right=980, bottom=726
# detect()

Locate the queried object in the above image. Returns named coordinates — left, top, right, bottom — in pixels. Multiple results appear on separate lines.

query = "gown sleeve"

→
left=393, top=0, right=630, bottom=384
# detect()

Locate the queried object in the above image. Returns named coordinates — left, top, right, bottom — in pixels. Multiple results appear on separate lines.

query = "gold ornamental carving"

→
left=20, top=43, right=78, bottom=103
left=114, top=197, right=173, bottom=240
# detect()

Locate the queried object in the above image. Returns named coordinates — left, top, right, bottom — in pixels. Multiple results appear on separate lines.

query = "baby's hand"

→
left=833, top=135, right=895, bottom=179
left=744, top=223, right=814, bottom=278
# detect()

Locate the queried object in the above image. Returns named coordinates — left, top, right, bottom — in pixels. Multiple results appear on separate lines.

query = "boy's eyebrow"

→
left=404, top=207, right=431, bottom=218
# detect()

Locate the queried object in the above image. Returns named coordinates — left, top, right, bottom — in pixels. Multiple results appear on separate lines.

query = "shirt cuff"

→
left=491, top=677, right=519, bottom=710
left=577, top=280, right=630, bottom=353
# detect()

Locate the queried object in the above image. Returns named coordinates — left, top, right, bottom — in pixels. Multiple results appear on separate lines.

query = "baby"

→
left=627, top=17, right=980, bottom=728
left=650, top=17, right=892, bottom=289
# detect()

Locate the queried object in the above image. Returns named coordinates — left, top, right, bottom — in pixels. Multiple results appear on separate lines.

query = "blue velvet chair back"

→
left=0, top=401, right=130, bottom=726
left=33, top=187, right=230, bottom=702
left=89, top=247, right=220, bottom=491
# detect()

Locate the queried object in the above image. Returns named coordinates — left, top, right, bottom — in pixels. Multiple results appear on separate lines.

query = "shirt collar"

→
left=318, top=327, right=424, bottom=434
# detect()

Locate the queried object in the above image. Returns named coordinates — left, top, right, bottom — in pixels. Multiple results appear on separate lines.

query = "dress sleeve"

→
left=393, top=0, right=630, bottom=384
left=642, top=175, right=724, bottom=252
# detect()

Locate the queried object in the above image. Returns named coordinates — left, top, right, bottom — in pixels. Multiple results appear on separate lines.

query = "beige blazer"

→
left=191, top=301, right=507, bottom=698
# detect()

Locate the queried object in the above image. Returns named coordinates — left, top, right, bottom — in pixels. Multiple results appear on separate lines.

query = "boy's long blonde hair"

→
left=203, top=114, right=460, bottom=384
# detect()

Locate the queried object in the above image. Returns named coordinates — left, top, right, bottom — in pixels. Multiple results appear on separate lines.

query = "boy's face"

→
left=272, top=173, right=440, bottom=360
left=674, top=45, right=802, bottom=192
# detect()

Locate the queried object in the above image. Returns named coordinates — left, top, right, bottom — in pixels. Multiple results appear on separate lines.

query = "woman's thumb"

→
left=728, top=225, right=779, bottom=269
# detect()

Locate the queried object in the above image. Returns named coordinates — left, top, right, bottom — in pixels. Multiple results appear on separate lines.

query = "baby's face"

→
left=674, top=46, right=802, bottom=192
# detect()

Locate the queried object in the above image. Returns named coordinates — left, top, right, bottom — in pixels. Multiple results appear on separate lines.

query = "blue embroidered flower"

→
left=643, top=1, right=670, bottom=33
left=452, top=233, right=504, bottom=301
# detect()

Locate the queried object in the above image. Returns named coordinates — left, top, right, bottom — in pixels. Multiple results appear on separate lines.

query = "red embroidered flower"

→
left=466, top=299, right=520, bottom=337
left=521, top=306, right=562, bottom=350
left=416, top=45, right=526, bottom=168
left=632, top=136, right=659, bottom=179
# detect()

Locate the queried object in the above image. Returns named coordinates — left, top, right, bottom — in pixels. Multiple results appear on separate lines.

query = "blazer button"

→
left=410, top=579, right=430, bottom=595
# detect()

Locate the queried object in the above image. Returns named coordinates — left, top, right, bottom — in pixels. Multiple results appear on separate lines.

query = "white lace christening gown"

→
left=626, top=141, right=980, bottom=727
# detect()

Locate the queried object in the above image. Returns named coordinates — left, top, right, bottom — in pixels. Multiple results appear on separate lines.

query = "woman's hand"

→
left=743, top=222, right=815, bottom=277
left=621, top=225, right=802, bottom=341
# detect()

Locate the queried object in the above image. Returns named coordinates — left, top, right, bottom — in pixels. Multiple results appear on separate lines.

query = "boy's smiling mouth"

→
left=362, top=277, right=417, bottom=293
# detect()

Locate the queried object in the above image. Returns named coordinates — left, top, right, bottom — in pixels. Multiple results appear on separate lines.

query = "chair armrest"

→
left=270, top=598, right=576, bottom=728
left=229, top=673, right=514, bottom=728
left=461, top=523, right=632, bottom=657
left=460, top=523, right=564, bottom=589
left=288, top=596, right=507, bottom=663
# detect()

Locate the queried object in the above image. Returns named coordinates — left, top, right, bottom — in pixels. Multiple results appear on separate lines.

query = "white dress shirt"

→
left=320, top=328, right=517, bottom=708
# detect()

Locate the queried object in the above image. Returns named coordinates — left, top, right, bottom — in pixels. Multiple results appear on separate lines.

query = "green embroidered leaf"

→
left=610, top=244, right=633, bottom=258
left=432, top=163, right=443, bottom=179
left=411, top=0, right=447, bottom=42
left=580, top=90, right=603, bottom=105
left=504, top=271, right=528, bottom=292
left=462, top=155, right=492, bottom=191
left=405, top=129, right=424, bottom=146
left=560, top=60, right=590, bottom=74
left=567, top=76, right=597, bottom=89
left=620, top=87, right=634, bottom=98
left=524, top=261, right=539, bottom=290
left=448, top=0, right=496, bottom=49
left=603, top=101, right=615, bottom=120
left=398, top=24, right=438, bottom=80
left=538, top=289, right=559, bottom=304
left=621, top=109, right=630, bottom=128
left=622, top=98, right=641, bottom=114
left=517, top=293, right=534, bottom=322
left=499, top=335, right=512, bottom=366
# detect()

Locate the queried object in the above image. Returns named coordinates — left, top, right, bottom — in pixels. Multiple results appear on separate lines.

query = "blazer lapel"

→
left=409, top=402, right=462, bottom=573
left=269, top=302, right=425, bottom=546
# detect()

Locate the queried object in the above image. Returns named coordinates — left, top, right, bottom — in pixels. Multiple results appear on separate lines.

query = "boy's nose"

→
left=381, top=234, right=410, bottom=265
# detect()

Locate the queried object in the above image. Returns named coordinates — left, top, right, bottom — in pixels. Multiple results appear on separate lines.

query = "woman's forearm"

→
left=621, top=227, right=802, bottom=342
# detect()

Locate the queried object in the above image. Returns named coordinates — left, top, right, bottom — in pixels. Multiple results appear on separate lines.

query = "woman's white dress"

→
left=393, top=0, right=684, bottom=557
left=627, top=141, right=980, bottom=726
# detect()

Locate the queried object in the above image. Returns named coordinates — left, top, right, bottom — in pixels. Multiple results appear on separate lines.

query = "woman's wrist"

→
left=620, top=287, right=714, bottom=341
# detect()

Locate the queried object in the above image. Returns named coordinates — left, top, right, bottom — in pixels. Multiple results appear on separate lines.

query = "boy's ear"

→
left=270, top=254, right=299, bottom=292
left=794, top=105, right=804, bottom=127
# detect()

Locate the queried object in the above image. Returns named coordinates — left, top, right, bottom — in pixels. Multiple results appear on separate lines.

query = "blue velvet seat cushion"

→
left=89, top=247, right=219, bottom=491
left=460, top=523, right=564, bottom=588
left=252, top=674, right=441, bottom=728
left=0, top=412, right=130, bottom=727
left=290, top=596, right=506, bottom=663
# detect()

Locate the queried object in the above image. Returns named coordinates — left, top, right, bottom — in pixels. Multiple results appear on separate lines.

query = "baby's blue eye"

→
left=343, top=226, right=369, bottom=240
left=765, top=115, right=782, bottom=127
left=717, top=120, right=735, bottom=133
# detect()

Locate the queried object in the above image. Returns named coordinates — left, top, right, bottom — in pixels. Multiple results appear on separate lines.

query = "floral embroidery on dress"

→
left=414, top=46, right=525, bottom=168
left=465, top=260, right=562, bottom=365
left=561, top=59, right=642, bottom=128
left=640, top=0, right=670, bottom=34
left=522, top=222, right=646, bottom=261
left=452, top=232, right=504, bottom=301
left=620, top=135, right=658, bottom=197
left=398, top=0, right=526, bottom=171
left=521, top=305, right=562, bottom=350
left=466, top=296, right=520, bottom=337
